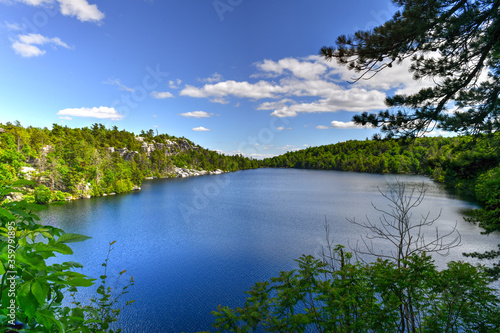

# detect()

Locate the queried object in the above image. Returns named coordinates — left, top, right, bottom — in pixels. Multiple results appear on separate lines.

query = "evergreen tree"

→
left=321, top=0, right=500, bottom=137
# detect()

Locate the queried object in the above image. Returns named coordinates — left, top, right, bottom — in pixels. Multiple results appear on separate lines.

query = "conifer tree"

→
left=321, top=0, right=500, bottom=137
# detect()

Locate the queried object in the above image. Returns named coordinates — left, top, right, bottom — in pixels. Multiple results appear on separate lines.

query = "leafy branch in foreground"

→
left=0, top=181, right=134, bottom=332
left=212, top=250, right=500, bottom=332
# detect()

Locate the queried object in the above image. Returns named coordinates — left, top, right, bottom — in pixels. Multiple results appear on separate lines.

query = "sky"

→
left=0, top=0, right=437, bottom=158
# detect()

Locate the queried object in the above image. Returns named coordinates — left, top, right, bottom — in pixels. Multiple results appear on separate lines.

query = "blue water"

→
left=39, top=169, right=500, bottom=332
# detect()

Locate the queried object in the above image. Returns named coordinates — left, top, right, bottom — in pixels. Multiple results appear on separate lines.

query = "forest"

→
left=0, top=122, right=261, bottom=203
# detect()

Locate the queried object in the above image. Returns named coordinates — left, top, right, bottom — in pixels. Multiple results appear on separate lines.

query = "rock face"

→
left=115, top=147, right=139, bottom=161
left=173, top=167, right=224, bottom=178
left=106, top=137, right=198, bottom=160
left=19, top=166, right=36, bottom=180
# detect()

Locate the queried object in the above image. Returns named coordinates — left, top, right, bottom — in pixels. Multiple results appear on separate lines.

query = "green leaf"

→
left=18, top=287, right=38, bottom=319
left=71, top=307, right=85, bottom=320
left=64, top=277, right=95, bottom=287
left=12, top=179, right=35, bottom=187
left=0, top=208, right=16, bottom=220
left=56, top=233, right=92, bottom=243
left=35, top=242, right=73, bottom=255
left=18, top=282, right=31, bottom=297
left=31, top=281, right=47, bottom=305
left=61, top=261, right=84, bottom=269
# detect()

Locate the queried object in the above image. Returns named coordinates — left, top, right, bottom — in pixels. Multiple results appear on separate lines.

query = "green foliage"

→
left=465, top=165, right=500, bottom=233
left=0, top=181, right=133, bottom=332
left=70, top=241, right=135, bottom=333
left=321, top=0, right=500, bottom=137
left=34, top=185, right=53, bottom=204
left=213, top=249, right=500, bottom=332
left=0, top=181, right=94, bottom=331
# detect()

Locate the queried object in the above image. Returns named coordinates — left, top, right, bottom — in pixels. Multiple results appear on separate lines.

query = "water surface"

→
left=40, top=169, right=499, bottom=332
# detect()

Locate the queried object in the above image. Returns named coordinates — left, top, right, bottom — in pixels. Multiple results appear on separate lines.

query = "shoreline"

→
left=67, top=167, right=227, bottom=200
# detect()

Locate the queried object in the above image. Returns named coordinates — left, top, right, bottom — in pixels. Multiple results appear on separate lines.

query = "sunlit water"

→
left=39, top=168, right=500, bottom=332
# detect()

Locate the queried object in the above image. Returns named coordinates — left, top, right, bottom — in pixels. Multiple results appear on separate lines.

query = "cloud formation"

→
left=168, top=79, right=182, bottom=89
left=192, top=126, right=211, bottom=132
left=330, top=120, right=365, bottom=129
left=180, top=111, right=213, bottom=118
left=58, top=0, right=104, bottom=23
left=104, top=79, right=135, bottom=92
left=179, top=55, right=427, bottom=118
left=3, top=0, right=104, bottom=23
left=57, top=106, right=123, bottom=120
left=198, top=72, right=223, bottom=83
left=11, top=33, right=70, bottom=57
left=150, top=91, right=174, bottom=99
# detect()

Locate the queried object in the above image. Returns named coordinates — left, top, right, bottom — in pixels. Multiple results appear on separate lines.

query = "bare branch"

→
left=348, top=179, right=461, bottom=266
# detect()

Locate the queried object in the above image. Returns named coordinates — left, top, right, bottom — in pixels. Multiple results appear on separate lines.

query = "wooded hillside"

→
left=0, top=122, right=261, bottom=203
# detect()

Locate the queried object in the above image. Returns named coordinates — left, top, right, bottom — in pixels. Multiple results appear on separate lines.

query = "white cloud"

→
left=57, top=106, right=123, bottom=120
left=169, top=79, right=182, bottom=89
left=12, top=41, right=45, bottom=57
left=256, top=58, right=327, bottom=80
left=104, top=79, right=134, bottom=92
left=198, top=72, right=223, bottom=83
left=316, top=125, right=329, bottom=130
left=150, top=91, right=174, bottom=99
left=180, top=55, right=431, bottom=119
left=192, top=126, right=211, bottom=132
left=268, top=89, right=386, bottom=117
left=2, top=0, right=52, bottom=5
left=58, top=0, right=104, bottom=22
left=18, top=33, right=69, bottom=47
left=2, top=0, right=104, bottom=23
left=11, top=33, right=70, bottom=57
left=314, top=54, right=436, bottom=96
left=330, top=120, right=368, bottom=129
left=5, top=21, right=23, bottom=31
left=180, top=80, right=286, bottom=100
left=180, top=111, right=213, bottom=118
left=276, top=126, right=292, bottom=131
left=210, top=97, right=230, bottom=104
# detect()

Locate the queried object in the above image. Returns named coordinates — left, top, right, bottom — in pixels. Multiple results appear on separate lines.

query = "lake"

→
left=39, top=168, right=500, bottom=332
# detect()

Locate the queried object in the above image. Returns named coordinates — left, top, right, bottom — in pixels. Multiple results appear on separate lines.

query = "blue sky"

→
left=0, top=0, right=434, bottom=158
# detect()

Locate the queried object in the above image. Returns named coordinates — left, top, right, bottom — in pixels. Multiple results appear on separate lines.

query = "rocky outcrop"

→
left=107, top=138, right=197, bottom=159
left=173, top=167, right=224, bottom=178
left=19, top=166, right=36, bottom=180
left=115, top=147, right=139, bottom=161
